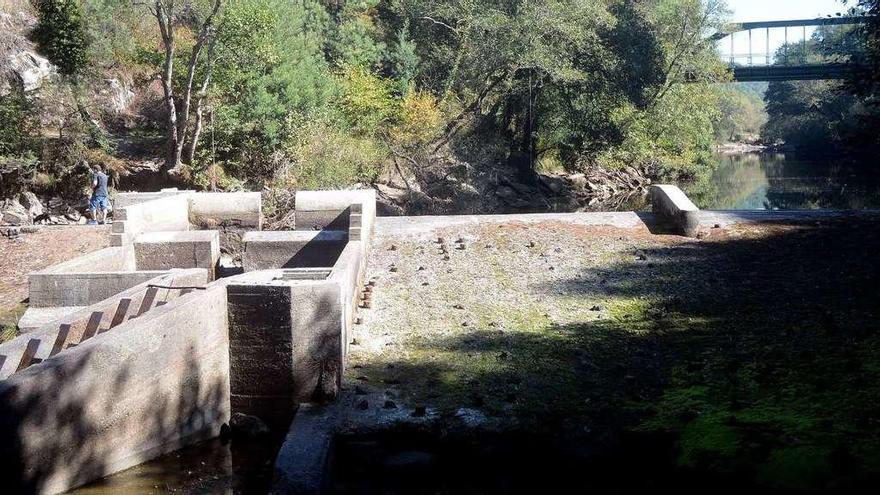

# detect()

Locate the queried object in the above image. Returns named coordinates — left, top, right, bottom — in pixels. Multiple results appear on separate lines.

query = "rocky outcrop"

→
left=1, top=192, right=89, bottom=226
left=2, top=51, right=55, bottom=95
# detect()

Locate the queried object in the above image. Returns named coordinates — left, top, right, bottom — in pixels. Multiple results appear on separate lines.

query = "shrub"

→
left=33, top=0, right=89, bottom=76
left=336, top=66, right=398, bottom=135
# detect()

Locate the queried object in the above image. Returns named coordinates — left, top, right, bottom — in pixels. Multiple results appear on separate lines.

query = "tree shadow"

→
left=0, top=304, right=231, bottom=494
left=344, top=218, right=880, bottom=492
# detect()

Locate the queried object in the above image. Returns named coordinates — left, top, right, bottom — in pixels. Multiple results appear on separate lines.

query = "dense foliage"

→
left=1, top=0, right=758, bottom=197
left=32, top=0, right=89, bottom=76
left=762, top=22, right=880, bottom=159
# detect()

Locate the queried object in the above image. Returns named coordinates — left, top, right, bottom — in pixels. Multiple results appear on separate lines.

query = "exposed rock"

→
left=3, top=51, right=55, bottom=95
left=1, top=199, right=29, bottom=225
left=18, top=191, right=43, bottom=217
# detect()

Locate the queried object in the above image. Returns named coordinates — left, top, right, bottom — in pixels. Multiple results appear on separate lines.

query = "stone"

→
left=2, top=208, right=28, bottom=225
left=383, top=400, right=397, bottom=409
left=229, top=412, right=270, bottom=437
left=18, top=191, right=43, bottom=217
left=357, top=399, right=369, bottom=410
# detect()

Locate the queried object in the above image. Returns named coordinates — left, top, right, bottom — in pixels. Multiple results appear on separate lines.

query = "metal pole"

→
left=749, top=29, right=753, bottom=66
left=803, top=26, right=807, bottom=64
left=784, top=26, right=788, bottom=64
left=730, top=32, right=734, bottom=65
left=766, top=27, right=770, bottom=65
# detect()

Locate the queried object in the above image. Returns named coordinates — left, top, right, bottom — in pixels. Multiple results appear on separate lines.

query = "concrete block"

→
left=189, top=192, right=262, bottom=229
left=271, top=402, right=340, bottom=495
left=113, top=190, right=193, bottom=209
left=650, top=184, right=700, bottom=237
left=294, top=190, right=376, bottom=242
left=16, top=306, right=83, bottom=334
left=134, top=230, right=221, bottom=280
left=227, top=283, right=296, bottom=424
left=242, top=230, right=347, bottom=271
left=116, top=194, right=191, bottom=244
left=28, top=270, right=169, bottom=308
left=0, top=284, right=229, bottom=495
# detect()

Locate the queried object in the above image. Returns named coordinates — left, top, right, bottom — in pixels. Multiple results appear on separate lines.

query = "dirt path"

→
left=0, top=225, right=110, bottom=334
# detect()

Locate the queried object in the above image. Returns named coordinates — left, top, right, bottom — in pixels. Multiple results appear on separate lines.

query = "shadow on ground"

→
left=341, top=218, right=880, bottom=493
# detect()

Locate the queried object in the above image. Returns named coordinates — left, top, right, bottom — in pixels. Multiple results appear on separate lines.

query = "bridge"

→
left=711, top=16, right=871, bottom=81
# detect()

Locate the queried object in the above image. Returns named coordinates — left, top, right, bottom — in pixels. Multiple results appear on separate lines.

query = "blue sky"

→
left=723, top=0, right=852, bottom=63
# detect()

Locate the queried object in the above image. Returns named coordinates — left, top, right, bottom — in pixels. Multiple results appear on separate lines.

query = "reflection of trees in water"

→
left=685, top=153, right=880, bottom=210
left=685, top=154, right=769, bottom=209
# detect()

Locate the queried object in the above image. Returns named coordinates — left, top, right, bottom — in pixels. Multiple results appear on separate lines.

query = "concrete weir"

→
left=1, top=189, right=375, bottom=494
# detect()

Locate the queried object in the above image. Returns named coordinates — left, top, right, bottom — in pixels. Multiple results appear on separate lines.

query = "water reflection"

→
left=68, top=437, right=277, bottom=495
left=685, top=153, right=880, bottom=210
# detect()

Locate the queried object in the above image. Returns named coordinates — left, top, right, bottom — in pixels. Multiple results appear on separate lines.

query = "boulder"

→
left=5, top=51, right=55, bottom=94
left=18, top=191, right=43, bottom=217
left=1, top=199, right=29, bottom=225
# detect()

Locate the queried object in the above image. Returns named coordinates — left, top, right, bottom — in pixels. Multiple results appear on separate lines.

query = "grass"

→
left=0, top=303, right=25, bottom=343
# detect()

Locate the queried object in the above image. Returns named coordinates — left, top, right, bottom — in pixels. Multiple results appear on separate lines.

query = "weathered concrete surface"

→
left=0, top=284, right=230, bottom=495
left=375, top=211, right=648, bottom=239
left=2, top=270, right=209, bottom=379
left=295, top=190, right=376, bottom=241
left=698, top=209, right=880, bottom=228
left=27, top=270, right=170, bottom=309
left=113, top=194, right=191, bottom=246
left=650, top=184, right=700, bottom=237
left=270, top=403, right=340, bottom=495
left=242, top=230, right=348, bottom=271
left=15, top=306, right=83, bottom=334
left=134, top=230, right=220, bottom=280
left=227, top=282, right=298, bottom=429
left=189, top=192, right=262, bottom=229
left=113, top=189, right=193, bottom=209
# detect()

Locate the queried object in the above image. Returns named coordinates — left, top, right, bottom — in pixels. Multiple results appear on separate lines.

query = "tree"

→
left=33, top=0, right=89, bottom=76
left=140, top=0, right=222, bottom=173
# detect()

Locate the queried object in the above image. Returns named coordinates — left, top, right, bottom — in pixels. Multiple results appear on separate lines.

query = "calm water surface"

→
left=684, top=153, right=880, bottom=210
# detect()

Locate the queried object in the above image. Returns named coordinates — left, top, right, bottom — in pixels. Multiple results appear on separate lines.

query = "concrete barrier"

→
left=294, top=190, right=376, bottom=242
left=134, top=230, right=220, bottom=280
left=113, top=189, right=193, bottom=209
left=0, top=283, right=230, bottom=495
left=650, top=184, right=701, bottom=237
left=1, top=269, right=209, bottom=380
left=242, top=230, right=348, bottom=271
left=113, top=194, right=191, bottom=246
left=189, top=192, right=262, bottom=229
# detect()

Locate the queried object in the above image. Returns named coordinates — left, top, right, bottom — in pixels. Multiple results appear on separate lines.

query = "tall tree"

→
left=141, top=0, right=222, bottom=173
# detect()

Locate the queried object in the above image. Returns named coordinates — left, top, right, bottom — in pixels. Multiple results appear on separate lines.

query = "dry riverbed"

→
left=345, top=215, right=880, bottom=491
left=0, top=225, right=110, bottom=341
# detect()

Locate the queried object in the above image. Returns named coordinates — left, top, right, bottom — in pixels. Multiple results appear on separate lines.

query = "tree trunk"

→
left=183, top=38, right=216, bottom=165
left=156, top=2, right=179, bottom=173
left=153, top=0, right=222, bottom=174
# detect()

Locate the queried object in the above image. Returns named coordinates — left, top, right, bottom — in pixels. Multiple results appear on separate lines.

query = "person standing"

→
left=88, top=163, right=110, bottom=225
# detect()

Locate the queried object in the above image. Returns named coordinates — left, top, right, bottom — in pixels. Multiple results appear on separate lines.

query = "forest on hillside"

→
left=0, top=0, right=879, bottom=214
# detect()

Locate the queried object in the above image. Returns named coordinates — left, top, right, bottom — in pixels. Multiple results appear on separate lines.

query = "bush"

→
left=336, top=66, right=398, bottom=135
left=33, top=0, right=89, bottom=76
left=274, top=116, right=387, bottom=190
left=389, top=89, right=443, bottom=148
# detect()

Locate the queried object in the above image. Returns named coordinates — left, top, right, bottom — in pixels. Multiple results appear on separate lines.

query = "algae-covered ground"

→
left=347, top=216, right=880, bottom=491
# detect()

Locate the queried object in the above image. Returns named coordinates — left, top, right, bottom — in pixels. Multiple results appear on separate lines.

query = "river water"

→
left=682, top=153, right=880, bottom=210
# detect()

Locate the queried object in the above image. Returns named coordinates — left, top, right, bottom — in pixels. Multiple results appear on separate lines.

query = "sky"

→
left=723, top=0, right=852, bottom=63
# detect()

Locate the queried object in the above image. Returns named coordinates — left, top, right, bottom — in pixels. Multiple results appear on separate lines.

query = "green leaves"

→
left=33, top=0, right=89, bottom=76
